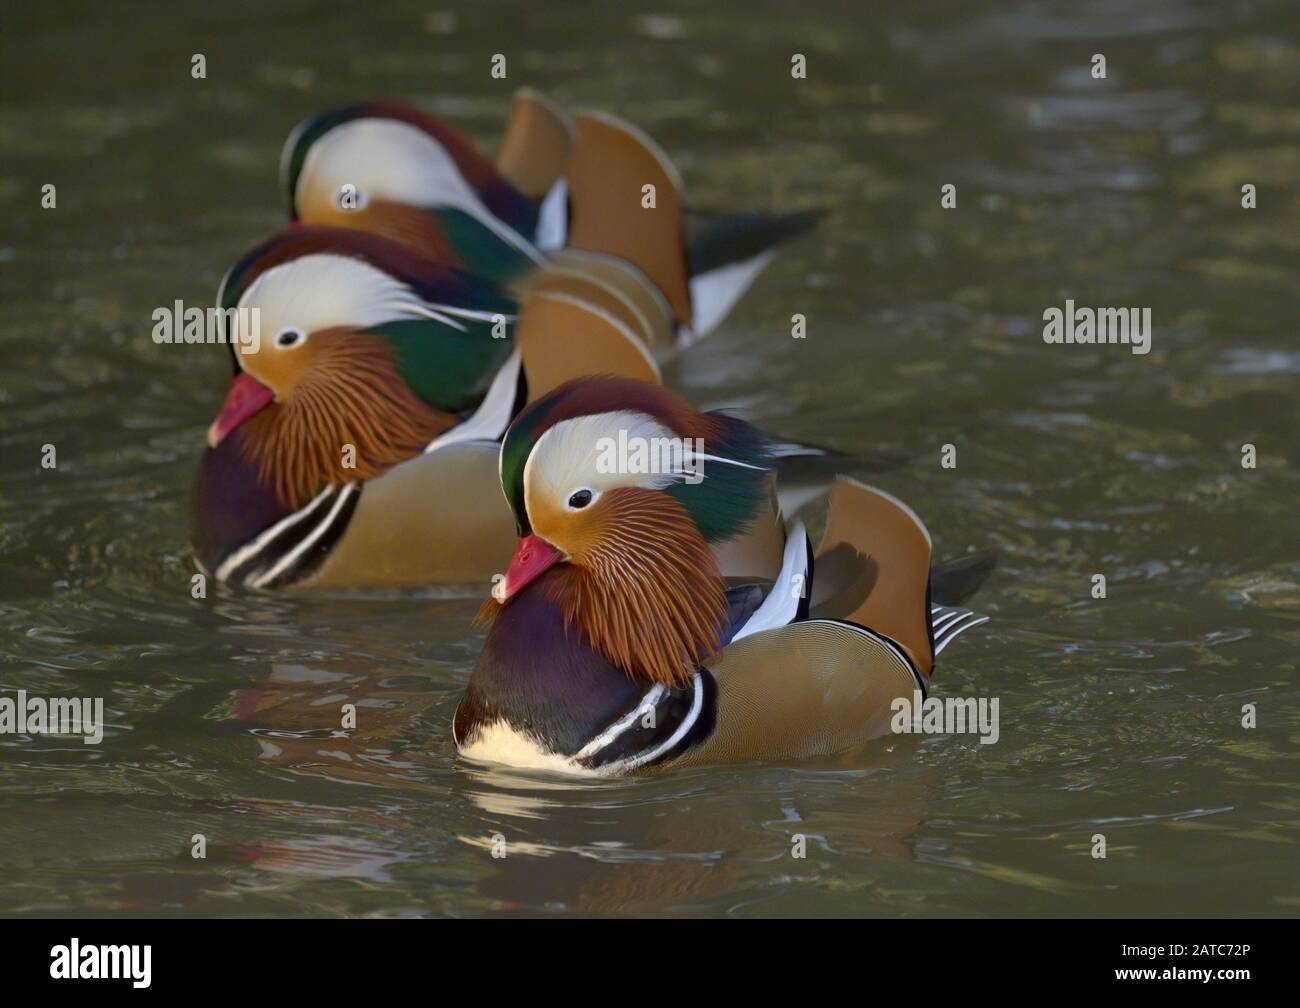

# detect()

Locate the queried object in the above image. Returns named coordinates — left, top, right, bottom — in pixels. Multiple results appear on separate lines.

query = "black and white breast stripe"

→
left=572, top=671, right=717, bottom=773
left=214, top=483, right=360, bottom=589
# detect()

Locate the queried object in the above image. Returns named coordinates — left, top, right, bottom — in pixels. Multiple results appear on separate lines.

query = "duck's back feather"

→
left=813, top=476, right=935, bottom=675
left=496, top=88, right=573, bottom=201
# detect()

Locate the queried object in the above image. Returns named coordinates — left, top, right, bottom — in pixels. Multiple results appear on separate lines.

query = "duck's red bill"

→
left=494, top=535, right=564, bottom=602
left=207, top=372, right=274, bottom=448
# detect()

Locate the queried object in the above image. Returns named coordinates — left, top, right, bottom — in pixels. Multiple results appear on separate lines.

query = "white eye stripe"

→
left=299, top=118, right=540, bottom=263
left=689, top=451, right=767, bottom=472
left=525, top=412, right=687, bottom=522
left=236, top=254, right=434, bottom=336
left=275, top=327, right=307, bottom=349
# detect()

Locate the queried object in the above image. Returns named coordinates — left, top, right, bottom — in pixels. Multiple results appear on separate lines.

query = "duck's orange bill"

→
left=493, top=535, right=564, bottom=602
left=207, top=372, right=274, bottom=448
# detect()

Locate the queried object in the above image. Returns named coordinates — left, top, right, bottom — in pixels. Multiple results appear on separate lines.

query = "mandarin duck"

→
left=192, top=226, right=519, bottom=588
left=281, top=88, right=819, bottom=339
left=456, top=377, right=992, bottom=775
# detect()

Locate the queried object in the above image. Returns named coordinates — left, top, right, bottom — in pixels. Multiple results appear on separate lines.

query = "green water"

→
left=1, top=0, right=1296, bottom=916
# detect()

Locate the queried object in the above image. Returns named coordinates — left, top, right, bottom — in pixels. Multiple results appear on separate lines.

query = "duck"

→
left=192, top=227, right=804, bottom=589
left=455, top=376, right=993, bottom=775
left=281, top=88, right=820, bottom=338
left=191, top=224, right=515, bottom=589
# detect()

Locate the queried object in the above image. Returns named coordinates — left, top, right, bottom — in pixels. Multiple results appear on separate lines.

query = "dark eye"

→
left=275, top=328, right=305, bottom=348
left=567, top=489, right=593, bottom=510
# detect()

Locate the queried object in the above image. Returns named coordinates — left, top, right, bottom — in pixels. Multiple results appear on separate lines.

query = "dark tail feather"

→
left=685, top=209, right=823, bottom=276
left=769, top=440, right=842, bottom=475
left=683, top=209, right=823, bottom=336
left=770, top=441, right=909, bottom=478
left=929, top=550, right=997, bottom=607
left=769, top=441, right=909, bottom=516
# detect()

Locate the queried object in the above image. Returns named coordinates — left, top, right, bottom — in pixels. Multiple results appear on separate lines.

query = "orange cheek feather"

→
left=538, top=489, right=729, bottom=689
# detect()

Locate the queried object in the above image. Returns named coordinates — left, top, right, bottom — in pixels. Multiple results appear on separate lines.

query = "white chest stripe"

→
left=214, top=485, right=334, bottom=582
left=593, top=673, right=704, bottom=775
left=572, top=685, right=665, bottom=761
left=249, top=484, right=356, bottom=588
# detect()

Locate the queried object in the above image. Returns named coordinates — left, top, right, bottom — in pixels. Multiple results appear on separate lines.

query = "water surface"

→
left=1, top=0, right=1297, bottom=916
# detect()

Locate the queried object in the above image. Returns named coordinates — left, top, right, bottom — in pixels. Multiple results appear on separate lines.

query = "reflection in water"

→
left=213, top=657, right=949, bottom=913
